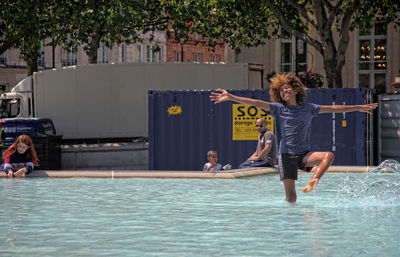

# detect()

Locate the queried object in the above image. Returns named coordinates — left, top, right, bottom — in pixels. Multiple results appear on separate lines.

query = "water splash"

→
left=333, top=160, right=400, bottom=208
left=368, top=159, right=400, bottom=174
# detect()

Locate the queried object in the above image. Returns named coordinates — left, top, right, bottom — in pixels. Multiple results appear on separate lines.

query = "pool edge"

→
left=0, top=166, right=381, bottom=179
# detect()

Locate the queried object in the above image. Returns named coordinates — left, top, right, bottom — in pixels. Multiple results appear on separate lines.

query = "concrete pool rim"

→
left=0, top=166, right=384, bottom=179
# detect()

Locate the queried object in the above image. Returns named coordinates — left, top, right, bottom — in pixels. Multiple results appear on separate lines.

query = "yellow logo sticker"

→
left=167, top=105, right=182, bottom=115
left=232, top=104, right=274, bottom=140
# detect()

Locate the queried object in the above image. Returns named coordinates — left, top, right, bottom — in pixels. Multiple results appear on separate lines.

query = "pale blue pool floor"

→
left=1, top=173, right=399, bottom=257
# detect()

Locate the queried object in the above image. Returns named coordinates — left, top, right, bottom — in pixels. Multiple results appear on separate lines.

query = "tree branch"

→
left=313, top=0, right=334, bottom=48
left=0, top=37, right=18, bottom=55
left=337, top=1, right=359, bottom=67
left=321, top=0, right=334, bottom=10
left=323, top=1, right=336, bottom=32
left=285, top=0, right=317, bottom=30
left=130, top=17, right=170, bottom=30
left=262, top=0, right=323, bottom=53
left=334, top=0, right=346, bottom=9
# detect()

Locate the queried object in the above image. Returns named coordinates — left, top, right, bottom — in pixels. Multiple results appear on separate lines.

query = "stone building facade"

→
left=0, top=31, right=227, bottom=92
left=0, top=32, right=167, bottom=92
left=226, top=22, right=400, bottom=93
left=166, top=34, right=225, bottom=63
left=1, top=22, right=399, bottom=94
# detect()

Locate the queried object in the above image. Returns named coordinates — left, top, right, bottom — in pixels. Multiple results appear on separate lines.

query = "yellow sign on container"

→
left=232, top=104, right=274, bottom=140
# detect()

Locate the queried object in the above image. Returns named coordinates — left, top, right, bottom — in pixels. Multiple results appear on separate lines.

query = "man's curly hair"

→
left=269, top=73, right=306, bottom=104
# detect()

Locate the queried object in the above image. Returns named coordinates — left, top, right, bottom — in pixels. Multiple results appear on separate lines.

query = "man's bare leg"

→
left=302, top=152, right=334, bottom=193
left=283, top=179, right=297, bottom=202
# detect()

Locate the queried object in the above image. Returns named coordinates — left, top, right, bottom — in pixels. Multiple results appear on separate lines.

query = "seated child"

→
left=203, top=150, right=222, bottom=172
left=1, top=135, right=39, bottom=178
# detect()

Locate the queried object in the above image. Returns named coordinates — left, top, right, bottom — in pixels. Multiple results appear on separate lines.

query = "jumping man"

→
left=210, top=73, right=377, bottom=202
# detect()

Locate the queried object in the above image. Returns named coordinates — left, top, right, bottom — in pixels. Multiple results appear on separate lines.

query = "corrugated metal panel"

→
left=148, top=90, right=212, bottom=170
left=306, top=88, right=366, bottom=165
left=378, top=94, right=400, bottom=162
left=149, top=88, right=367, bottom=170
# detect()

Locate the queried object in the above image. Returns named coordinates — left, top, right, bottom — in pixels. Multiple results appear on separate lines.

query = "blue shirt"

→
left=269, top=102, right=320, bottom=154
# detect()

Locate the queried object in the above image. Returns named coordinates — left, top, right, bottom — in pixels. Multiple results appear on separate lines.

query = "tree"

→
left=0, top=0, right=170, bottom=72
left=58, top=0, right=170, bottom=63
left=163, top=0, right=282, bottom=53
left=0, top=0, right=75, bottom=75
left=264, top=0, right=400, bottom=88
left=164, top=0, right=400, bottom=88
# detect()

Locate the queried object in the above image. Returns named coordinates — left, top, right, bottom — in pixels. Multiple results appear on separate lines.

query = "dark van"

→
left=0, top=118, right=57, bottom=147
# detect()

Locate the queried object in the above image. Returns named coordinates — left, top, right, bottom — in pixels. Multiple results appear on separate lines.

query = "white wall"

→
left=33, top=62, right=249, bottom=139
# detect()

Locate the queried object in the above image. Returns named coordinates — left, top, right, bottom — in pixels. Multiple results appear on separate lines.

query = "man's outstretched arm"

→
left=319, top=103, right=378, bottom=114
left=210, top=88, right=271, bottom=111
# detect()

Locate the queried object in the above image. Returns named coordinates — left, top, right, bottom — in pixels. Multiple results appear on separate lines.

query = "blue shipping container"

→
left=149, top=88, right=367, bottom=170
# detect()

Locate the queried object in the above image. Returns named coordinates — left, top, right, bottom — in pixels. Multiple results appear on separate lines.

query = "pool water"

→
left=0, top=172, right=399, bottom=257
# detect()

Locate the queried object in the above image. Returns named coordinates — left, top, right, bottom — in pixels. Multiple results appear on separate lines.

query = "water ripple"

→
left=0, top=175, right=399, bottom=256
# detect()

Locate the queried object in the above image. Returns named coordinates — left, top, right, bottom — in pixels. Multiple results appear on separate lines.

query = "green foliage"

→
left=56, top=0, right=169, bottom=63
left=1, top=0, right=398, bottom=80
left=352, top=0, right=400, bottom=31
left=163, top=0, right=286, bottom=52
left=161, top=0, right=310, bottom=53
left=163, top=0, right=399, bottom=87
left=0, top=0, right=170, bottom=67
left=0, top=0, right=66, bottom=74
left=0, top=0, right=98, bottom=74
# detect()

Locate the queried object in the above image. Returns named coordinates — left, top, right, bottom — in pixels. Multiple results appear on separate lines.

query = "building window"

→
left=121, top=44, right=126, bottom=62
left=146, top=45, right=162, bottom=63
left=145, top=45, right=149, bottom=62
left=158, top=46, right=163, bottom=62
left=176, top=51, right=181, bottom=62
left=152, top=47, right=157, bottom=63
left=61, top=49, right=77, bottom=67
left=357, top=22, right=387, bottom=93
left=193, top=53, right=202, bottom=62
left=279, top=31, right=307, bottom=74
left=133, top=45, right=142, bottom=62
left=211, top=54, right=220, bottom=63
left=0, top=51, right=6, bottom=65
left=37, top=41, right=45, bottom=67
left=98, top=42, right=108, bottom=63
left=154, top=46, right=162, bottom=62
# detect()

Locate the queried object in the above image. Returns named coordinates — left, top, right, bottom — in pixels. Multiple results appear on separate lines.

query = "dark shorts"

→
left=278, top=152, right=313, bottom=181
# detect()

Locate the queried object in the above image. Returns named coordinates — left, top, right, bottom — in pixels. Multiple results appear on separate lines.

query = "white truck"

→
left=0, top=62, right=255, bottom=141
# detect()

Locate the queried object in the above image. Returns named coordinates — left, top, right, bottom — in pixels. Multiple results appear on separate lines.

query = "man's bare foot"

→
left=302, top=179, right=319, bottom=193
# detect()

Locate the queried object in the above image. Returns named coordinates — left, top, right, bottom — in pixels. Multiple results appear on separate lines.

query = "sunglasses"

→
left=255, top=124, right=264, bottom=127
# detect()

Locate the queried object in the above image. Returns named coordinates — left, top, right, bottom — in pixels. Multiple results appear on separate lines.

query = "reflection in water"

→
left=0, top=173, right=399, bottom=256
